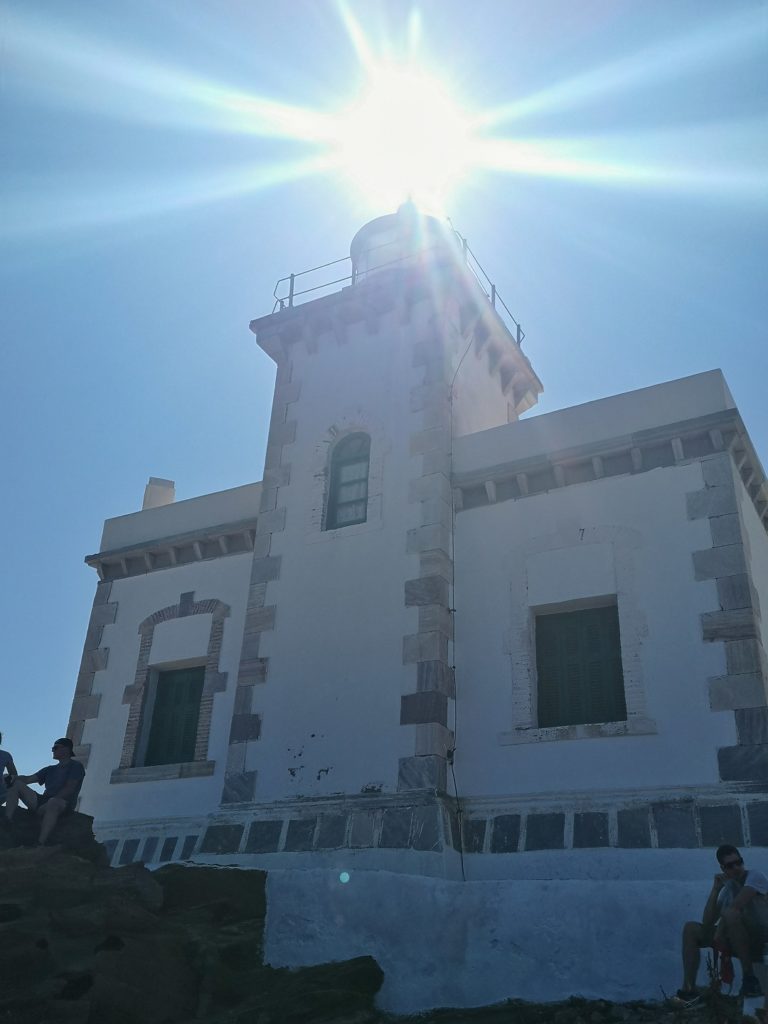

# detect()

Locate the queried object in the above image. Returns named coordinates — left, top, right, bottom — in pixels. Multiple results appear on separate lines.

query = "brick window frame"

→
left=113, top=593, right=230, bottom=782
left=306, top=421, right=387, bottom=542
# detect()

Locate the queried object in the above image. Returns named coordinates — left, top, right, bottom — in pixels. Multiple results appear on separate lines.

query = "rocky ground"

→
left=0, top=811, right=755, bottom=1023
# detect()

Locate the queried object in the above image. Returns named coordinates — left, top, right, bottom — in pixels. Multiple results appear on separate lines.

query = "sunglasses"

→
left=721, top=858, right=744, bottom=870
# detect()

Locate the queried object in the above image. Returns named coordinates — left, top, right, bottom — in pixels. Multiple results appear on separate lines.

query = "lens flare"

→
left=330, top=64, right=473, bottom=213
left=2, top=2, right=764, bottom=242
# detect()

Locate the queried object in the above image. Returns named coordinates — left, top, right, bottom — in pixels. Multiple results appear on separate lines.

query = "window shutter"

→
left=145, top=667, right=204, bottom=766
left=536, top=605, right=626, bottom=728
left=536, top=615, right=567, bottom=727
left=327, top=433, right=371, bottom=530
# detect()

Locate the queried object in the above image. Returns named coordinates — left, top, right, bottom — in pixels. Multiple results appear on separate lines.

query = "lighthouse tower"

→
left=225, top=203, right=541, bottom=834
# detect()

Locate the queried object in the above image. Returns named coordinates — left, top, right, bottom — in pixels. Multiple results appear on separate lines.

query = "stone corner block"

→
left=70, top=693, right=102, bottom=721
left=405, top=575, right=449, bottom=607
left=403, top=631, right=448, bottom=665
left=686, top=486, right=737, bottom=521
left=415, top=723, right=454, bottom=757
left=229, top=713, right=262, bottom=743
left=726, top=639, right=768, bottom=677
left=406, top=523, right=450, bottom=555
left=397, top=754, right=446, bottom=793
left=692, top=544, right=746, bottom=581
left=203, top=671, right=228, bottom=696
left=256, top=507, right=287, bottom=536
left=708, top=673, right=767, bottom=711
left=701, top=453, right=736, bottom=488
left=400, top=691, right=448, bottom=726
left=221, top=770, right=257, bottom=804
left=250, top=555, right=282, bottom=584
left=85, top=648, right=110, bottom=673
left=717, top=574, right=760, bottom=613
left=701, top=609, right=758, bottom=643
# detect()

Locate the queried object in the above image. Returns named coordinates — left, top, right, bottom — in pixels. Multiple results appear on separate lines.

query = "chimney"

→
left=142, top=477, right=175, bottom=510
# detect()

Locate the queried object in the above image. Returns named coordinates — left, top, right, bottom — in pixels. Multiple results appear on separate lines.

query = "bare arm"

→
left=702, top=874, right=725, bottom=929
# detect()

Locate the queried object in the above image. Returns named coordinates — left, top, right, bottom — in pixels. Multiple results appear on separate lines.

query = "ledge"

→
left=499, top=717, right=658, bottom=745
left=110, top=761, right=216, bottom=784
left=453, top=409, right=768, bottom=534
left=86, top=518, right=259, bottom=581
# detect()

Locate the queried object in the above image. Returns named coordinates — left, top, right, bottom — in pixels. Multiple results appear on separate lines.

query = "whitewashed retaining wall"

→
left=264, top=850, right=747, bottom=1012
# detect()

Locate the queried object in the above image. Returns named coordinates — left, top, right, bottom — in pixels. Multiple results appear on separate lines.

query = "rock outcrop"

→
left=0, top=815, right=382, bottom=1024
left=0, top=816, right=748, bottom=1022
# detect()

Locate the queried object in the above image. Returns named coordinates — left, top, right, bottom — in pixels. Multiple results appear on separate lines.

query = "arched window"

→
left=326, top=433, right=371, bottom=530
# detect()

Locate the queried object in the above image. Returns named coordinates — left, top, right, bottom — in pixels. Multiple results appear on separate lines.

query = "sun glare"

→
left=3, top=3, right=764, bottom=241
left=330, top=64, right=474, bottom=213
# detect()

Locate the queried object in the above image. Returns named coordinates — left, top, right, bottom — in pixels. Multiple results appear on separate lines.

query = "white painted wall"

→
left=264, top=850, right=752, bottom=1012
left=453, top=459, right=736, bottom=797
left=451, top=340, right=513, bottom=437
left=453, top=369, right=735, bottom=473
left=100, top=483, right=261, bottom=551
left=79, top=348, right=754, bottom=840
left=252, top=306, right=425, bottom=802
left=80, top=553, right=253, bottom=822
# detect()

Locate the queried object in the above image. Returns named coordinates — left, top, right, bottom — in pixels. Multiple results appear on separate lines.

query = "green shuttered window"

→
left=327, top=433, right=370, bottom=530
left=144, top=666, right=205, bottom=766
left=536, top=605, right=627, bottom=728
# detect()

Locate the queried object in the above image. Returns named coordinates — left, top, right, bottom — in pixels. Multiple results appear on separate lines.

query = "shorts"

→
left=34, top=794, right=73, bottom=815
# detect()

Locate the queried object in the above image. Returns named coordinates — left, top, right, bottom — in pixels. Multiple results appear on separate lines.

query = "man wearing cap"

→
left=678, top=844, right=768, bottom=1003
left=3, top=737, right=86, bottom=845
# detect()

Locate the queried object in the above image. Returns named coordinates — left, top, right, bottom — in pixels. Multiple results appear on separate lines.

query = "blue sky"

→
left=1, top=0, right=766, bottom=774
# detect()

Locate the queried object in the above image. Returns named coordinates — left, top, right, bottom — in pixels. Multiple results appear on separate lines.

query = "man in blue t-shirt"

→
left=3, top=737, right=86, bottom=845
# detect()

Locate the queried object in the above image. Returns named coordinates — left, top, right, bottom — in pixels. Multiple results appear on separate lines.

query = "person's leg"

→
left=682, top=921, right=708, bottom=992
left=4, top=781, right=39, bottom=820
left=722, top=906, right=758, bottom=986
left=36, top=798, right=67, bottom=845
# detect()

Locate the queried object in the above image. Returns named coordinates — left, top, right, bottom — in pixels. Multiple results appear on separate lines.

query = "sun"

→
left=330, top=63, right=474, bottom=214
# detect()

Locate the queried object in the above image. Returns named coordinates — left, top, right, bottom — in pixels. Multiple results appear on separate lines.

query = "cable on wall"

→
left=446, top=327, right=475, bottom=884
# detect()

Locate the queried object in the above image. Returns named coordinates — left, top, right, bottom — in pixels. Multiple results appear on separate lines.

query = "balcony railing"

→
left=272, top=226, right=525, bottom=346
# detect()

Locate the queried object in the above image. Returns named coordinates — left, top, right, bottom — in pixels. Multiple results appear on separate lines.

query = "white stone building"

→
left=68, top=207, right=768, bottom=1010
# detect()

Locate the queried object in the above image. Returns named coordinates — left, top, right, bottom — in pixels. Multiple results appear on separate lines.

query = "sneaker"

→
left=741, top=974, right=762, bottom=998
left=673, top=989, right=701, bottom=1007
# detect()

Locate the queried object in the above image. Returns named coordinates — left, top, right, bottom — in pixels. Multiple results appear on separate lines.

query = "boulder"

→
left=0, top=848, right=384, bottom=1024
left=0, top=807, right=109, bottom=864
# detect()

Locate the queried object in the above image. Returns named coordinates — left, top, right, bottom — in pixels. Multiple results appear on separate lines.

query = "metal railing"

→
left=272, top=227, right=525, bottom=346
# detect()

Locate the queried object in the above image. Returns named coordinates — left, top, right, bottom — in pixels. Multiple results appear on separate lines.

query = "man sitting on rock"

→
left=679, top=844, right=768, bottom=1003
left=3, top=737, right=85, bottom=845
left=0, top=732, right=18, bottom=806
